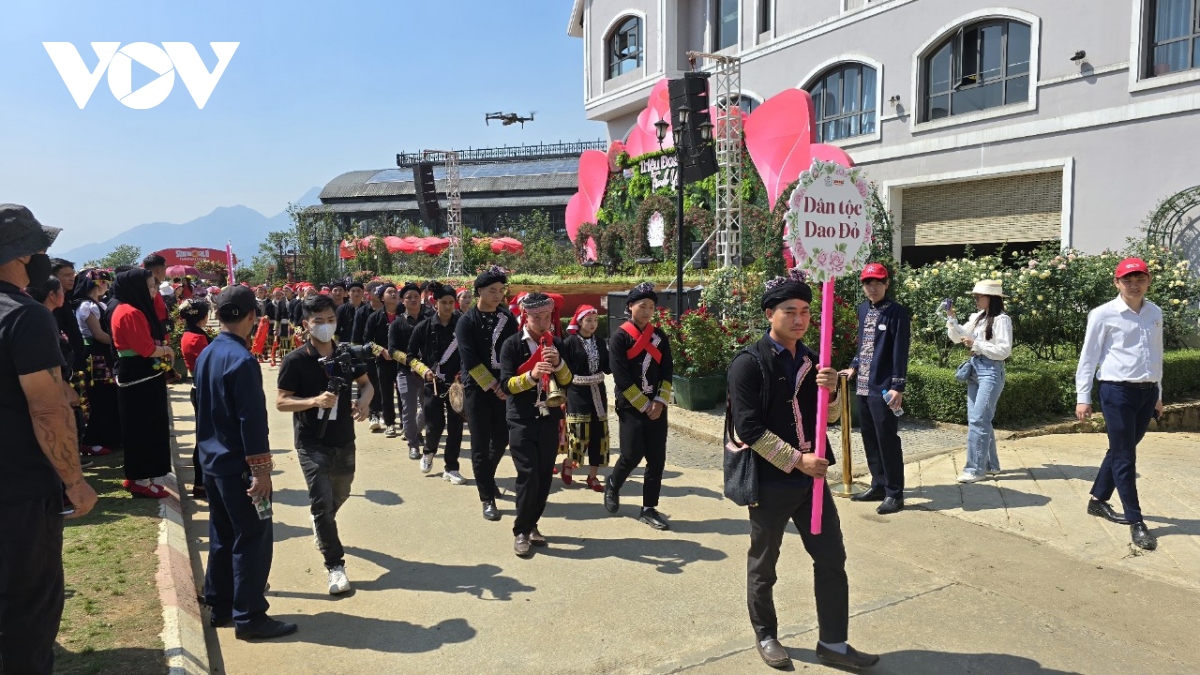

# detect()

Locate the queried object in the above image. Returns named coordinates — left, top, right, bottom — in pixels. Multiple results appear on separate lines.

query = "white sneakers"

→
left=444, top=470, right=465, bottom=485
left=957, top=471, right=987, bottom=483
left=420, top=454, right=433, bottom=474
left=327, top=565, right=351, bottom=595
left=369, top=415, right=382, bottom=432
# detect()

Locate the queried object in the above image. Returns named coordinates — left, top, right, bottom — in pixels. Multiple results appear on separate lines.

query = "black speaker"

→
left=412, top=162, right=442, bottom=224
left=668, top=72, right=718, bottom=183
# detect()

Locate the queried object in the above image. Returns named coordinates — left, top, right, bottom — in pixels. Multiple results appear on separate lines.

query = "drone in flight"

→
left=485, top=111, right=536, bottom=128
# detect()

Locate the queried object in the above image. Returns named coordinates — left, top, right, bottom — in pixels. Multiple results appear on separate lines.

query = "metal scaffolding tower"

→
left=418, top=150, right=464, bottom=276
left=689, top=51, right=743, bottom=267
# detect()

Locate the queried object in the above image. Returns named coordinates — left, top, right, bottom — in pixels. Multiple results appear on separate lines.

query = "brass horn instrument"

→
left=541, top=333, right=567, bottom=408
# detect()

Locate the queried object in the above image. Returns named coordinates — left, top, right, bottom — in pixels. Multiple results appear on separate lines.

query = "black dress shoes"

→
left=482, top=500, right=500, bottom=521
left=876, top=497, right=904, bottom=515
left=851, top=486, right=885, bottom=502
left=209, top=613, right=231, bottom=628
left=604, top=482, right=620, bottom=514
left=513, top=533, right=532, bottom=557
left=639, top=508, right=670, bottom=530
left=815, top=643, right=880, bottom=669
left=235, top=618, right=298, bottom=640
left=1131, top=522, right=1157, bottom=551
left=756, top=639, right=791, bottom=669
left=1087, top=498, right=1130, bottom=525
left=529, top=527, right=547, bottom=546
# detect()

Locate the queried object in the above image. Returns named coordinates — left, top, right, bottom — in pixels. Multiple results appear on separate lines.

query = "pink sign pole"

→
left=226, top=242, right=236, bottom=286
left=810, top=280, right=836, bottom=534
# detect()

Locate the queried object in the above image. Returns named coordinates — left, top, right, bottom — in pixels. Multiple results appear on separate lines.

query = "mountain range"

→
left=52, top=186, right=324, bottom=266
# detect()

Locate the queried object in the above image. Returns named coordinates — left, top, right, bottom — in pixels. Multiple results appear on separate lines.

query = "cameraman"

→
left=276, top=294, right=372, bottom=596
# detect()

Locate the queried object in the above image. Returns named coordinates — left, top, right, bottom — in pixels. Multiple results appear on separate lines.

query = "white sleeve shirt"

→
left=1075, top=296, right=1164, bottom=404
left=946, top=311, right=1013, bottom=362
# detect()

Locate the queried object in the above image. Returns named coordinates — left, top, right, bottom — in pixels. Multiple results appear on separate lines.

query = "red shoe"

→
left=124, top=480, right=169, bottom=499
left=560, top=460, right=574, bottom=486
left=586, top=477, right=604, bottom=492
left=81, top=445, right=113, bottom=457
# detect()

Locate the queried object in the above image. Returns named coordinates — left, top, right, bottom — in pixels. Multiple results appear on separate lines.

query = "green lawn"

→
left=54, top=456, right=167, bottom=675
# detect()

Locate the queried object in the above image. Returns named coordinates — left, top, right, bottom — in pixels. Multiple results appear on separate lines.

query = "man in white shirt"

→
left=1075, top=257, right=1163, bottom=551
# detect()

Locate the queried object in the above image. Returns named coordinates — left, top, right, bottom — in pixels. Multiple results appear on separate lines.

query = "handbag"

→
left=723, top=348, right=768, bottom=507
left=955, top=357, right=976, bottom=383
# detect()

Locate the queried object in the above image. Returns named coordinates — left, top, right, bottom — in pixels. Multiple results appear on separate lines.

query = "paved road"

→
left=170, top=376, right=1200, bottom=675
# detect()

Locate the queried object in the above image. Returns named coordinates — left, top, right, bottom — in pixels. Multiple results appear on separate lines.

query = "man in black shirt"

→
left=605, top=282, right=673, bottom=530
left=407, top=283, right=464, bottom=479
left=356, top=281, right=383, bottom=429
left=728, top=273, right=877, bottom=671
left=456, top=266, right=518, bottom=521
left=336, top=281, right=363, bottom=343
left=390, top=282, right=431, bottom=457
left=277, top=294, right=373, bottom=596
left=0, top=204, right=97, bottom=674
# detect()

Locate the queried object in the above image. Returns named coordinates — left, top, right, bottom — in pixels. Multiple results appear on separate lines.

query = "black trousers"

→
left=858, top=395, right=905, bottom=499
left=424, top=388, right=464, bottom=471
left=466, top=387, right=509, bottom=502
left=748, top=482, right=849, bottom=644
left=1092, top=382, right=1158, bottom=524
left=203, top=472, right=273, bottom=630
left=0, top=498, right=64, bottom=675
left=509, top=417, right=560, bottom=537
left=609, top=407, right=669, bottom=508
left=366, top=359, right=381, bottom=416
left=296, top=442, right=355, bottom=569
left=376, top=358, right=398, bottom=426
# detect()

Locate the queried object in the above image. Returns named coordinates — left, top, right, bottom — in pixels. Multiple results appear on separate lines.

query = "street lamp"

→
left=657, top=110, right=714, bottom=319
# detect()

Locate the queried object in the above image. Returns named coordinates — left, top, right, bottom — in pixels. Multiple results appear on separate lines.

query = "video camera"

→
left=315, top=343, right=381, bottom=439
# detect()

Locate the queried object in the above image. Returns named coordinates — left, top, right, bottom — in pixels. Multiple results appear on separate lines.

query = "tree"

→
left=85, top=244, right=141, bottom=270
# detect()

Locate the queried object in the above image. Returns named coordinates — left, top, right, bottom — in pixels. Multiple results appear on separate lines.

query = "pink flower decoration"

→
left=830, top=251, right=846, bottom=274
left=817, top=251, right=829, bottom=268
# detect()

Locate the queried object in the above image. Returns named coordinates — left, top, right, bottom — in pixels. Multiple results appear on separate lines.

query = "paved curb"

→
left=156, top=401, right=210, bottom=675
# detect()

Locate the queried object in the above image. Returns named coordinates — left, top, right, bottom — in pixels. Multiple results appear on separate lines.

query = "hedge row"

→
left=560, top=315, right=610, bottom=336
left=902, top=349, right=1200, bottom=426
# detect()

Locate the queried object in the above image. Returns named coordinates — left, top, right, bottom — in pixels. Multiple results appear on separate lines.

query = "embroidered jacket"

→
left=407, top=312, right=462, bottom=385
left=563, top=333, right=610, bottom=419
left=499, top=329, right=573, bottom=422
left=849, top=298, right=911, bottom=396
left=456, top=305, right=519, bottom=393
left=609, top=321, right=673, bottom=414
left=728, top=335, right=840, bottom=484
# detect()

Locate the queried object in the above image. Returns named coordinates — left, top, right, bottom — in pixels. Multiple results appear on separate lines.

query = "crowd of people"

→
left=0, top=199, right=1166, bottom=672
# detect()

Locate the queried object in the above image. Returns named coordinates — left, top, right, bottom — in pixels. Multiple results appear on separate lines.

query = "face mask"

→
left=24, top=253, right=51, bottom=286
left=309, top=323, right=336, bottom=343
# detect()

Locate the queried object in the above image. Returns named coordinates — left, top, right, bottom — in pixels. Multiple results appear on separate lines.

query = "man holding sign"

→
left=728, top=273, right=878, bottom=670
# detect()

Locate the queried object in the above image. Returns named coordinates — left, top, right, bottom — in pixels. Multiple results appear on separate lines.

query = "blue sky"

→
left=0, top=0, right=601, bottom=251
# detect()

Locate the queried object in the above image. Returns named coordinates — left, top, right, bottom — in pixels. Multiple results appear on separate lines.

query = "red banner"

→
left=150, top=247, right=239, bottom=267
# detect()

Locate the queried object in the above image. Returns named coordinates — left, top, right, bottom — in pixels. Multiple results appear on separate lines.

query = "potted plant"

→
left=662, top=308, right=735, bottom=411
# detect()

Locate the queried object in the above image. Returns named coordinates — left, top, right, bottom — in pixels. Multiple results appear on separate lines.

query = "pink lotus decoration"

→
left=623, top=80, right=675, bottom=159
left=744, top=88, right=855, bottom=210
left=565, top=149, right=612, bottom=244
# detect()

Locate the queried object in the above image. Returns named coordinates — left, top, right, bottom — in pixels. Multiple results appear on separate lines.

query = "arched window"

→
left=607, top=17, right=643, bottom=80
left=806, top=63, right=877, bottom=142
left=922, top=19, right=1031, bottom=121
left=1145, top=0, right=1200, bottom=77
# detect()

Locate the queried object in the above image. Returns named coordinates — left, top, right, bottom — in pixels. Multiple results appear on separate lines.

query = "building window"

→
left=807, top=63, right=878, bottom=142
left=759, top=0, right=772, bottom=34
left=715, top=0, right=739, bottom=51
left=1145, top=0, right=1200, bottom=77
left=923, top=19, right=1031, bottom=121
left=607, top=16, right=643, bottom=80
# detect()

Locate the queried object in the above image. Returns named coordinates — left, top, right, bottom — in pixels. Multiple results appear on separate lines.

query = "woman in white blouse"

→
left=946, top=279, right=1013, bottom=483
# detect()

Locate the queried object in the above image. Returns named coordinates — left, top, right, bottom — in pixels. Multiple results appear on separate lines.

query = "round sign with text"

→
left=783, top=159, right=872, bottom=283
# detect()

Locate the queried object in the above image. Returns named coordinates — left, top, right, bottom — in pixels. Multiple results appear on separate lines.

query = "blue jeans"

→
left=964, top=356, right=1005, bottom=475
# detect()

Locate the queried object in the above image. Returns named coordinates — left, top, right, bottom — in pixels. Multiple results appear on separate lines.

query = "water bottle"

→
left=882, top=390, right=904, bottom=418
left=253, top=495, right=273, bottom=520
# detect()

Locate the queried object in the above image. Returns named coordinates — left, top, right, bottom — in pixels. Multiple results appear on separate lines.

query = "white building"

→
left=568, top=0, right=1200, bottom=264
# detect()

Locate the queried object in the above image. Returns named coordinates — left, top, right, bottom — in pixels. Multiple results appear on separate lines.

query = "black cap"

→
left=0, top=204, right=61, bottom=264
left=214, top=285, right=259, bottom=319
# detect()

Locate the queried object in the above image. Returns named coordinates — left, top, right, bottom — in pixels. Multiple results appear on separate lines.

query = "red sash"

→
left=621, top=321, right=662, bottom=363
left=517, top=339, right=544, bottom=375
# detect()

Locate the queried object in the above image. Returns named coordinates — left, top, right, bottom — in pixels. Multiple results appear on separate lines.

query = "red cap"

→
left=1115, top=258, right=1149, bottom=278
left=860, top=263, right=889, bottom=281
